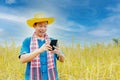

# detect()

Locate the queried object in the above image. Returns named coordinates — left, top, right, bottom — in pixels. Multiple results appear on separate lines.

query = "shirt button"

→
left=42, top=70, right=46, bottom=73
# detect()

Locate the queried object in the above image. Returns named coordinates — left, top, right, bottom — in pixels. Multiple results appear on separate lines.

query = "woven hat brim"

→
left=27, top=17, right=55, bottom=27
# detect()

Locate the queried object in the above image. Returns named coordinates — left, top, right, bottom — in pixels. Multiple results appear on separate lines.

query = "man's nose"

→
left=40, top=27, right=45, bottom=30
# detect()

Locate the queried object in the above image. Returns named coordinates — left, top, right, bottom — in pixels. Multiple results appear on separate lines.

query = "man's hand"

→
left=40, top=42, right=52, bottom=52
left=20, top=42, right=53, bottom=63
left=50, top=46, right=61, bottom=54
left=51, top=46, right=65, bottom=62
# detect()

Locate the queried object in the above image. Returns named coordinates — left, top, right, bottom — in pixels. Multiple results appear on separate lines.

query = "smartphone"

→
left=50, top=39, right=58, bottom=50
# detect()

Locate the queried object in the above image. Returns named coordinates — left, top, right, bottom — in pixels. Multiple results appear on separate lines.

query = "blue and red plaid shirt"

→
left=19, top=37, right=60, bottom=80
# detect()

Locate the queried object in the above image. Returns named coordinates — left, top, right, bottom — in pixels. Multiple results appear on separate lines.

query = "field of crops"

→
left=0, top=42, right=120, bottom=80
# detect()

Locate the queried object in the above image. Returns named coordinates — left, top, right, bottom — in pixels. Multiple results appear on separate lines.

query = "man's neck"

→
left=35, top=32, right=45, bottom=40
left=37, top=35, right=45, bottom=40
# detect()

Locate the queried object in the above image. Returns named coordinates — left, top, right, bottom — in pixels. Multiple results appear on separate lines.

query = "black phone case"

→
left=50, top=40, right=58, bottom=50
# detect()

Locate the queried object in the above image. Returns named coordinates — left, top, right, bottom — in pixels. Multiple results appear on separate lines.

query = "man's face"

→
left=34, top=21, right=48, bottom=37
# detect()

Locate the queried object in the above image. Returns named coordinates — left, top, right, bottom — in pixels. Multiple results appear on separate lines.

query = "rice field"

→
left=0, top=42, right=120, bottom=80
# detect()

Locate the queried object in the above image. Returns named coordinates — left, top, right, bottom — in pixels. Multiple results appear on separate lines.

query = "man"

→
left=19, top=14, right=65, bottom=80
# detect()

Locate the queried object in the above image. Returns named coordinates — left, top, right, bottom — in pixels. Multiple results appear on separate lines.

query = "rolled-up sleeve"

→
left=19, top=37, right=31, bottom=59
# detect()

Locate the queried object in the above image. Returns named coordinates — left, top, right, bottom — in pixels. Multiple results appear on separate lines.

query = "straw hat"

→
left=26, top=13, right=55, bottom=27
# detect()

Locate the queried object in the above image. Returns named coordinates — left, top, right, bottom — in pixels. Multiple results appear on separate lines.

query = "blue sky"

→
left=0, top=0, right=120, bottom=46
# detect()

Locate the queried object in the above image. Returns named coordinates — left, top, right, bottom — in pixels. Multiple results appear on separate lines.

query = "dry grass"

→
left=0, top=42, right=120, bottom=80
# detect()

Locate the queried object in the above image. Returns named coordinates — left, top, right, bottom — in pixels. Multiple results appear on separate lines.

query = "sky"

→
left=0, top=0, right=120, bottom=46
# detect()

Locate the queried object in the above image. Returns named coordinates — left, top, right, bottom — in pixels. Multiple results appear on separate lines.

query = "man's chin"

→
left=38, top=33, right=45, bottom=36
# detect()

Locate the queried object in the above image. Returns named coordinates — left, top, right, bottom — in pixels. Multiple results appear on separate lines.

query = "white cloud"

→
left=88, top=29, right=117, bottom=37
left=106, top=4, right=120, bottom=13
left=49, top=22, right=85, bottom=32
left=88, top=14, right=120, bottom=37
left=0, top=28, right=4, bottom=32
left=0, top=13, right=27, bottom=23
left=88, top=3, right=120, bottom=37
left=0, top=0, right=86, bottom=34
left=5, top=0, right=16, bottom=4
left=0, top=28, right=5, bottom=36
left=0, top=0, right=89, bottom=45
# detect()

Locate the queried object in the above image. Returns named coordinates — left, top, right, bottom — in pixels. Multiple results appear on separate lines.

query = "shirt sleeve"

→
left=19, top=37, right=31, bottom=59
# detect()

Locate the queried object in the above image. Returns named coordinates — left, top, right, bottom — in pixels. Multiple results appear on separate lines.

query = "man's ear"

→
left=33, top=23, right=37, bottom=28
left=33, top=25, right=36, bottom=28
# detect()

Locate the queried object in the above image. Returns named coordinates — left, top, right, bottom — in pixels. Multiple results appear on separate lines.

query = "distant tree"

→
left=112, top=38, right=120, bottom=46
